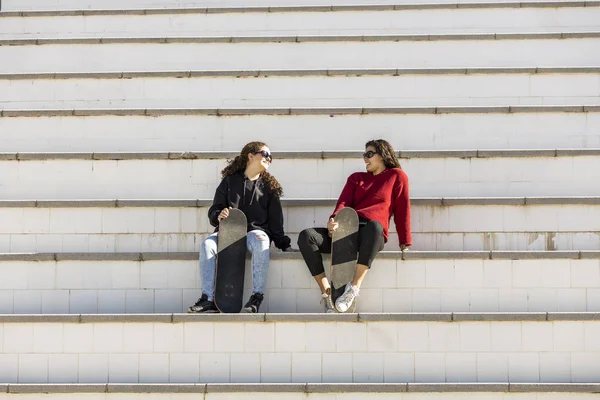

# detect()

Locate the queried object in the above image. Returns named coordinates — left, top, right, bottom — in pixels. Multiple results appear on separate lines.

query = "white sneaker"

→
left=335, top=283, right=359, bottom=312
left=320, top=293, right=336, bottom=314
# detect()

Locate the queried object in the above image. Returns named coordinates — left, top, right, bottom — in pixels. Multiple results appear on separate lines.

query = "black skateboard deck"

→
left=214, top=208, right=247, bottom=313
left=330, top=207, right=359, bottom=312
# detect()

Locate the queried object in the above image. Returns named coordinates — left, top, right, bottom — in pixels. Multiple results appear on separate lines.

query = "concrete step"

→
left=3, top=0, right=599, bottom=13
left=3, top=73, right=599, bottom=109
left=3, top=32, right=598, bottom=46
left=2, top=6, right=598, bottom=39
left=2, top=66, right=598, bottom=80
left=3, top=0, right=596, bottom=11
left=1, top=110, right=598, bottom=153
left=3, top=105, right=596, bottom=117
left=0, top=251, right=599, bottom=313
left=0, top=151, right=598, bottom=199
left=0, top=313, right=599, bottom=383
left=2, top=38, right=599, bottom=74
left=1, top=383, right=600, bottom=399
left=1, top=198, right=600, bottom=252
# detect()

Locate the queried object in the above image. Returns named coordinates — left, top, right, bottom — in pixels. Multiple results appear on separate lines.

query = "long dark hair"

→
left=221, top=141, right=284, bottom=199
left=365, top=139, right=401, bottom=169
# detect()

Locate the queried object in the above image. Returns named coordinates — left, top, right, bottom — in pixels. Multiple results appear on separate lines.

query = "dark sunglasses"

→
left=363, top=151, right=380, bottom=159
left=253, top=150, right=273, bottom=162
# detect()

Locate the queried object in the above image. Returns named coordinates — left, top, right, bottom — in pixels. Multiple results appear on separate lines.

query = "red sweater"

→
left=331, top=168, right=412, bottom=246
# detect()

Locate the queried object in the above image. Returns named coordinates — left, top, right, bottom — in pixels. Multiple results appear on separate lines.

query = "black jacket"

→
left=208, top=172, right=291, bottom=250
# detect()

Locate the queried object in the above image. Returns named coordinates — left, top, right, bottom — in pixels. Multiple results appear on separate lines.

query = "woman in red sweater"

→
left=297, top=139, right=411, bottom=313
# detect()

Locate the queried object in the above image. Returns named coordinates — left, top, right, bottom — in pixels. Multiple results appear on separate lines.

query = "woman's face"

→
left=364, top=145, right=384, bottom=173
left=248, top=145, right=272, bottom=171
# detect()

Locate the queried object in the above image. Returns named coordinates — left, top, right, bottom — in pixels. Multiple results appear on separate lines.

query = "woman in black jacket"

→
left=188, top=141, right=291, bottom=313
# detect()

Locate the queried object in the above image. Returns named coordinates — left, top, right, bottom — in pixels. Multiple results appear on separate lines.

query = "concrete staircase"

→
left=1, top=0, right=600, bottom=397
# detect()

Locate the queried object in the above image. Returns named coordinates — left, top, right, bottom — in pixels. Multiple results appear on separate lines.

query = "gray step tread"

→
left=3, top=382, right=600, bottom=393
left=2, top=31, right=600, bottom=46
left=1, top=197, right=600, bottom=208
left=0, top=250, right=598, bottom=261
left=2, top=1, right=599, bottom=17
left=2, top=149, right=600, bottom=160
left=1, top=312, right=600, bottom=323
left=2, top=66, right=599, bottom=80
left=3, top=105, right=598, bottom=117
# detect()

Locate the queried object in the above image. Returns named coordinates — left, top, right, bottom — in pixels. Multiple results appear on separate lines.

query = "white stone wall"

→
left=3, top=8, right=600, bottom=38
left=3, top=74, right=599, bottom=109
left=0, top=156, right=598, bottom=199
left=0, top=258, right=599, bottom=313
left=1, top=204, right=600, bottom=252
left=2, top=113, right=598, bottom=153
left=1, top=320, right=600, bottom=383
left=3, top=40, right=599, bottom=74
left=1, top=0, right=591, bottom=10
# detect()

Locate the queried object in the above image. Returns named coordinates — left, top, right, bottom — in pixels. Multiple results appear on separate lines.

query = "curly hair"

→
left=365, top=139, right=401, bottom=169
left=221, top=141, right=284, bottom=199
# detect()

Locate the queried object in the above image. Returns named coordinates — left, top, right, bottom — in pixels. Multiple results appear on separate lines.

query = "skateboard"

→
left=330, top=207, right=359, bottom=312
left=214, top=208, right=247, bottom=313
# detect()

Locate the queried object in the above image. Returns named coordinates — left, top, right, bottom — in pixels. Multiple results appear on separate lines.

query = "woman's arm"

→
left=207, top=178, right=229, bottom=227
left=392, top=171, right=412, bottom=247
left=267, top=193, right=291, bottom=250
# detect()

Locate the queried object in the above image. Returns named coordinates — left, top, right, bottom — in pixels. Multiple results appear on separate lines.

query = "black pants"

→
left=297, top=220, right=385, bottom=277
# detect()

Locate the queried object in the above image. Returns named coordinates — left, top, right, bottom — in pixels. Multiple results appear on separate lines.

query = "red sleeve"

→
left=330, top=174, right=358, bottom=219
left=392, top=170, right=412, bottom=246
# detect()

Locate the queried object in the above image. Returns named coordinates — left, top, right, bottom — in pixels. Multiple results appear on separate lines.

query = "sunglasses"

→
left=253, top=150, right=273, bottom=162
left=363, top=151, right=380, bottom=159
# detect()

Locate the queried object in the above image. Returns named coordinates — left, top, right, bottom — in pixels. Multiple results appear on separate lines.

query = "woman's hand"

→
left=218, top=207, right=232, bottom=222
left=327, top=218, right=339, bottom=237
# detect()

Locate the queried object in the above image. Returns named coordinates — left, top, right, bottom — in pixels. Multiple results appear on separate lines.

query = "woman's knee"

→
left=364, top=220, right=384, bottom=236
left=200, top=235, right=218, bottom=256
left=297, top=229, right=312, bottom=249
left=247, top=230, right=270, bottom=252
left=298, top=228, right=324, bottom=247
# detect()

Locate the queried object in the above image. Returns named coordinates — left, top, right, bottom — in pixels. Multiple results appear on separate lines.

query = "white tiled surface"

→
left=1, top=157, right=600, bottom=199
left=2, top=320, right=600, bottom=383
left=3, top=74, right=600, bottom=110
left=2, top=8, right=599, bottom=38
left=0, top=258, right=598, bottom=313
left=2, top=114, right=599, bottom=153
left=2, top=204, right=600, bottom=252
left=2, top=40, right=600, bottom=75
left=2, top=0, right=599, bottom=9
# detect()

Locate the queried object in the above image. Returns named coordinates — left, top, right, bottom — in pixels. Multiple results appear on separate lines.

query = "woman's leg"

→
left=199, top=233, right=219, bottom=299
left=336, top=220, right=385, bottom=312
left=246, top=229, right=271, bottom=295
left=298, top=227, right=336, bottom=313
left=297, top=227, right=332, bottom=294
left=353, top=220, right=385, bottom=287
left=241, top=230, right=271, bottom=313
left=188, top=233, right=220, bottom=313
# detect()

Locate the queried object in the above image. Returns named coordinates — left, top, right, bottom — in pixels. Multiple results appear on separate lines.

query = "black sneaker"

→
left=187, top=294, right=219, bottom=313
left=242, top=293, right=264, bottom=313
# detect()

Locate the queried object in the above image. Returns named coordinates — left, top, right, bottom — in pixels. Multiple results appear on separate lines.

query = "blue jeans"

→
left=200, top=230, right=270, bottom=299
